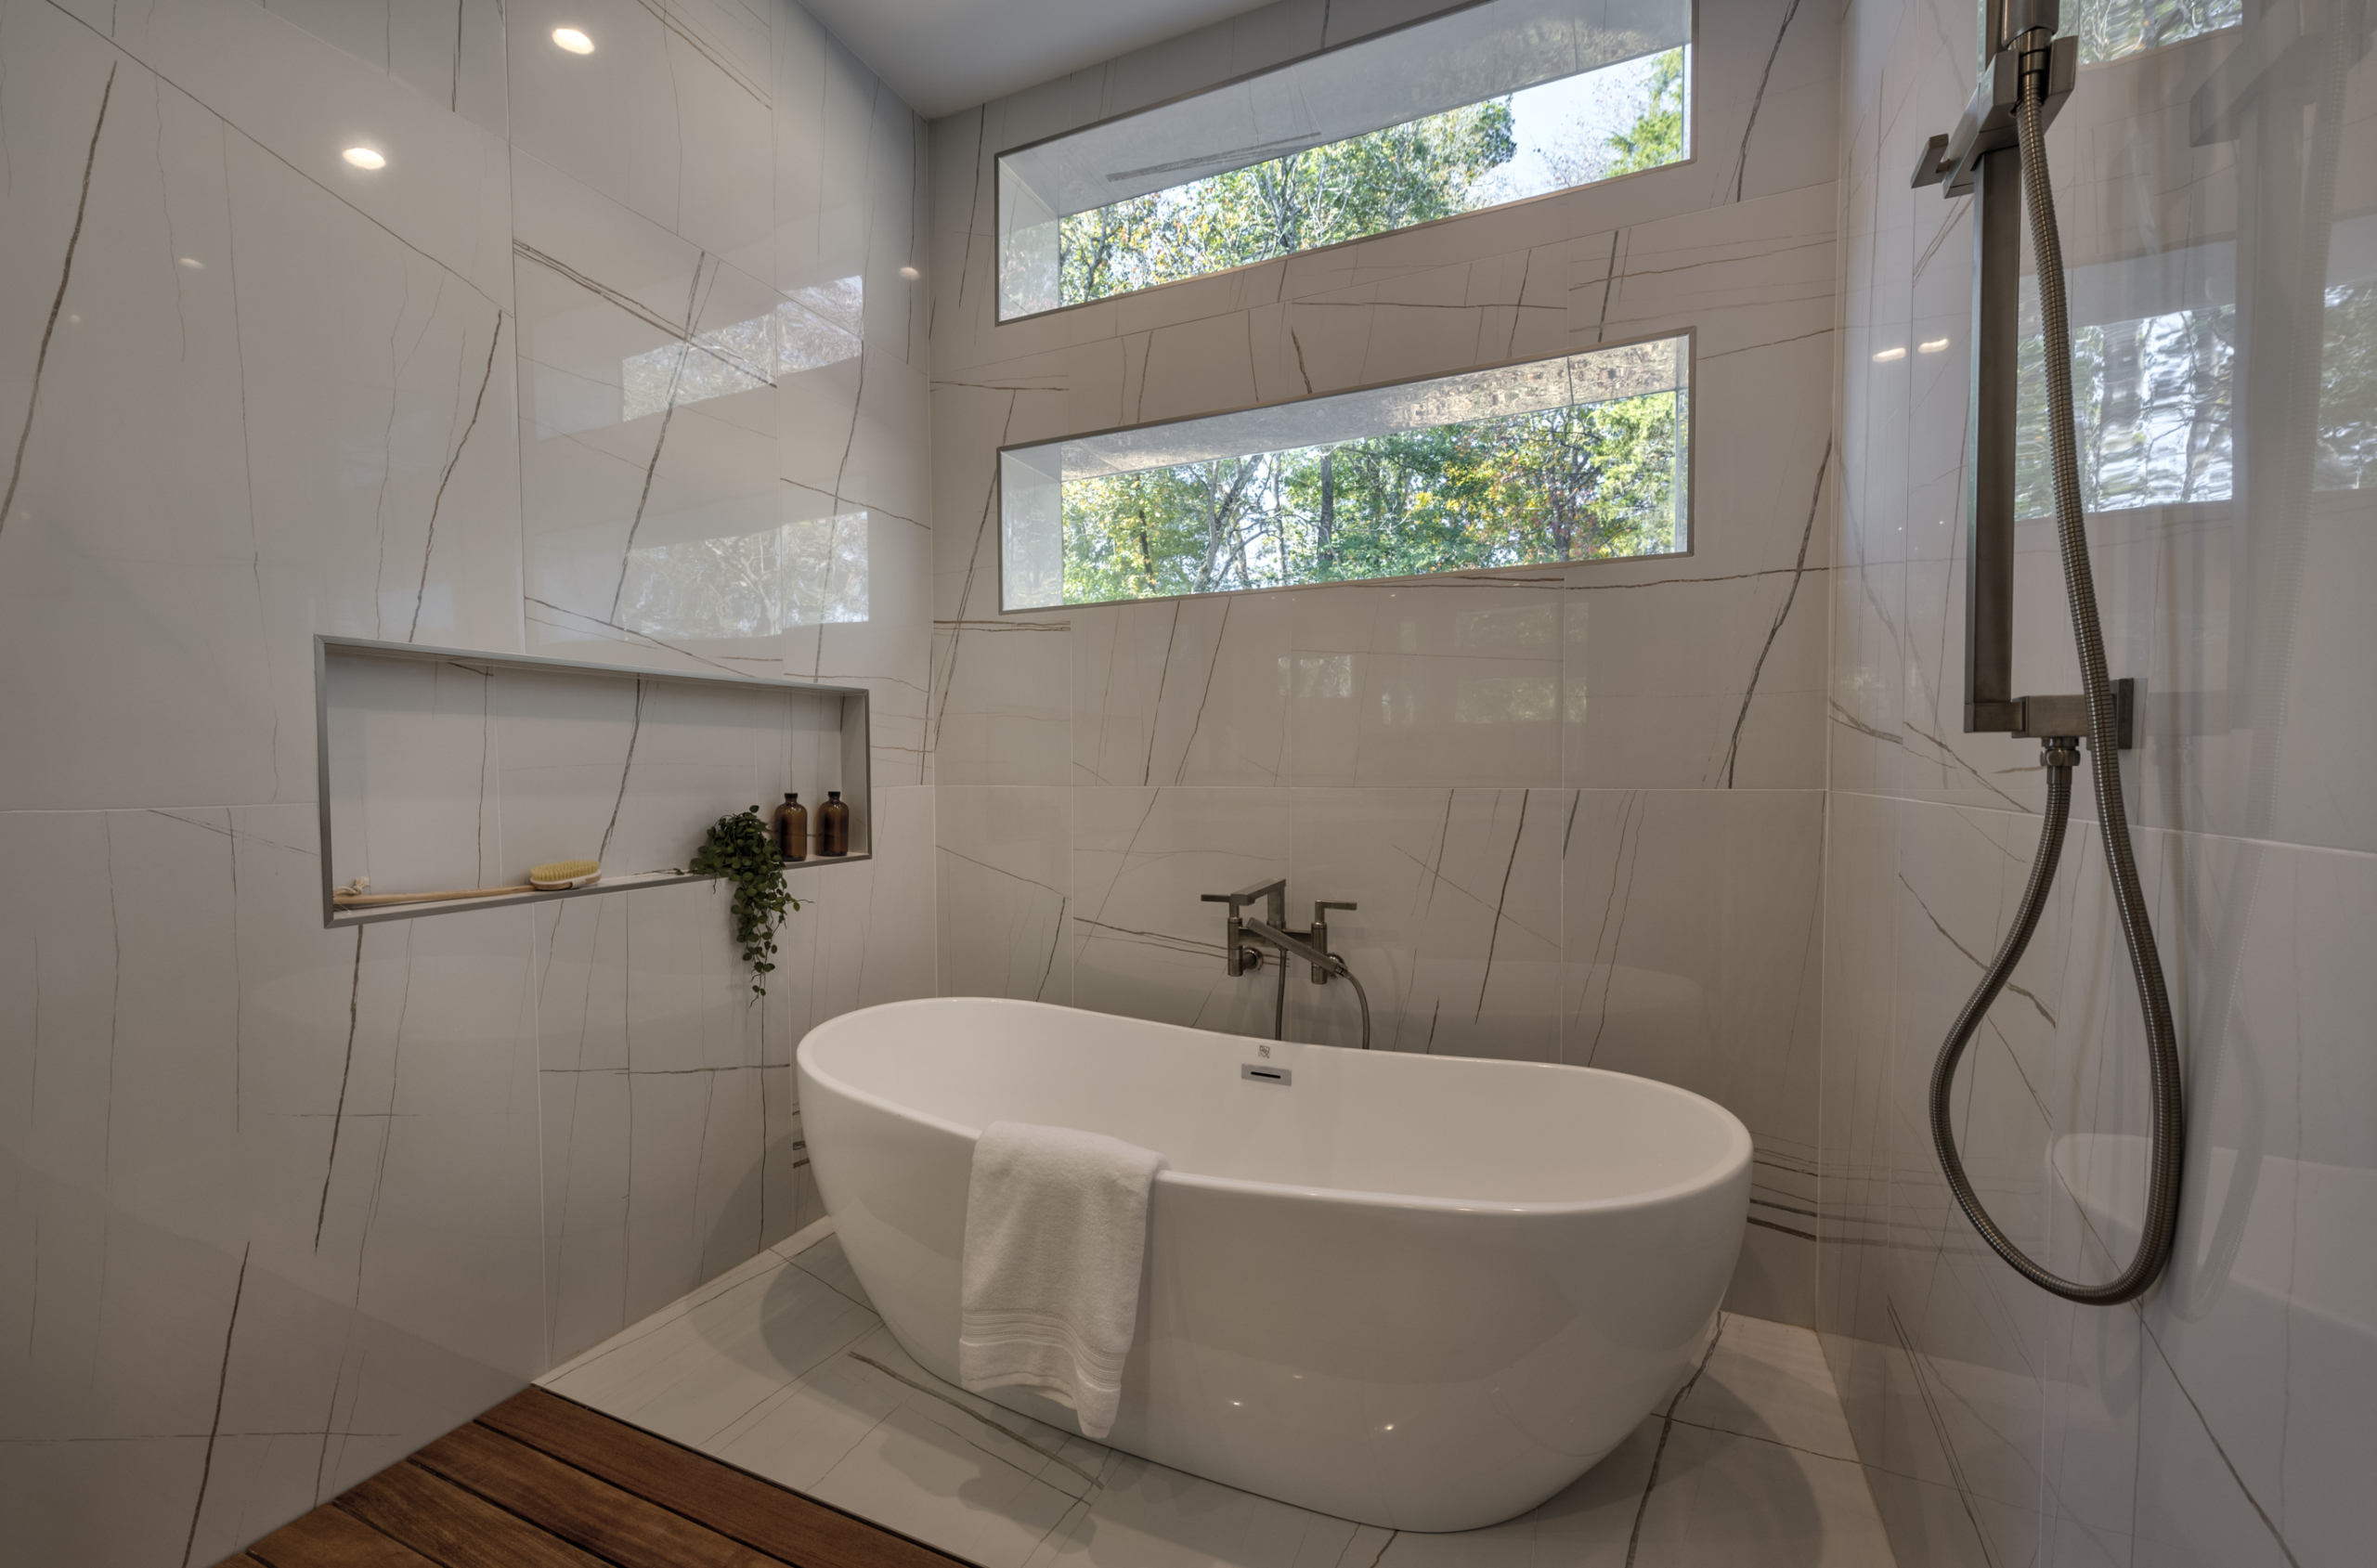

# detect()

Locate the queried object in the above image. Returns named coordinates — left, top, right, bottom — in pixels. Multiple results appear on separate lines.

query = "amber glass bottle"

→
left=772, top=792, right=807, bottom=862
left=817, top=790, right=851, bottom=857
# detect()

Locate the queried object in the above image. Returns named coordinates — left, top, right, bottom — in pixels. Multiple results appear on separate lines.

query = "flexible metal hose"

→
left=1926, top=72, right=2186, bottom=1305
left=1265, top=946, right=1370, bottom=1049
left=1334, top=960, right=1371, bottom=1051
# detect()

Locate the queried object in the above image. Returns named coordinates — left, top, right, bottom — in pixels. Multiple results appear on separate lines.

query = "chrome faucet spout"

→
left=1239, top=915, right=1335, bottom=977
left=1200, top=886, right=1368, bottom=1047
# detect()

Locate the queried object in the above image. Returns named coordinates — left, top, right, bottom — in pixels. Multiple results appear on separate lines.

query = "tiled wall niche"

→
left=318, top=639, right=871, bottom=927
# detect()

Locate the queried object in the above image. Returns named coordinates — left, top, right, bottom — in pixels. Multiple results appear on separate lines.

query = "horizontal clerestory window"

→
left=999, top=333, right=1691, bottom=611
left=997, top=0, right=1694, bottom=321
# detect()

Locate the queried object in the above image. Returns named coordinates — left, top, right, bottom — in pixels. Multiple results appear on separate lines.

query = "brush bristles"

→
left=529, top=859, right=600, bottom=887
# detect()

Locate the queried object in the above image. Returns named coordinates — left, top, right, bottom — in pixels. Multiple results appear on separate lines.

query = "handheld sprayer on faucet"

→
left=1201, top=878, right=1372, bottom=1050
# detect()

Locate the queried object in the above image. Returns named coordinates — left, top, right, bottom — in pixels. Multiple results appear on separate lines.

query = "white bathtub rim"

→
left=796, top=995, right=1754, bottom=1219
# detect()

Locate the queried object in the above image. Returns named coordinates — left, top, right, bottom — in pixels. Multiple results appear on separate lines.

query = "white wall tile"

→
left=0, top=0, right=935, bottom=1558
left=1071, top=786, right=1291, bottom=1038
left=1822, top=1, right=2377, bottom=1562
left=922, top=0, right=1844, bottom=1336
left=1565, top=787, right=1825, bottom=1323
left=937, top=784, right=1072, bottom=1003
left=1286, top=785, right=1568, bottom=1058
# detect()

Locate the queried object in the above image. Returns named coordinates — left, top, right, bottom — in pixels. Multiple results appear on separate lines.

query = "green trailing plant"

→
left=687, top=807, right=800, bottom=997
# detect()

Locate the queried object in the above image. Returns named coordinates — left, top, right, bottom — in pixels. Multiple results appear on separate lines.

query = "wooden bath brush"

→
left=331, top=859, right=602, bottom=907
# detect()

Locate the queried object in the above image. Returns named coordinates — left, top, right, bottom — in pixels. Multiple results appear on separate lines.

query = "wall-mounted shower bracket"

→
left=2014, top=680, right=2135, bottom=746
left=1911, top=0, right=2076, bottom=195
left=1911, top=0, right=2131, bottom=749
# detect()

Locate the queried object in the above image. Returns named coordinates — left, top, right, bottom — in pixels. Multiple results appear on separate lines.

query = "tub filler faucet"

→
left=1200, top=879, right=1370, bottom=1047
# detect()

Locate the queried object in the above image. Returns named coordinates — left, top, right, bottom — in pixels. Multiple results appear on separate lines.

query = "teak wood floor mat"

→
left=216, top=1385, right=974, bottom=1568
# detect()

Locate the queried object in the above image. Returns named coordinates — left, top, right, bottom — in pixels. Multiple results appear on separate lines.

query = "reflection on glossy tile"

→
left=550, top=1229, right=1896, bottom=1568
left=1287, top=786, right=1567, bottom=1059
left=0, top=0, right=933, bottom=1558
left=1073, top=595, right=1291, bottom=788
left=1290, top=579, right=1565, bottom=789
left=1824, top=0, right=2377, bottom=1563
left=0, top=804, right=543, bottom=1564
left=1072, top=787, right=1289, bottom=1040
left=1565, top=788, right=1824, bottom=1323
left=939, top=785, right=1072, bottom=1003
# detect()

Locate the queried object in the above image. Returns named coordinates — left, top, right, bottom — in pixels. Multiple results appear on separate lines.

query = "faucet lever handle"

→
left=1305, top=902, right=1356, bottom=985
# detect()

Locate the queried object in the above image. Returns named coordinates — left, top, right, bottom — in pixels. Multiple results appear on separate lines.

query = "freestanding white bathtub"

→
left=796, top=997, right=1750, bottom=1533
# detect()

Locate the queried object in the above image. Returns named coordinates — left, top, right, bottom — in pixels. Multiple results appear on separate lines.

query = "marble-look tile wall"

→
left=1824, top=4, right=2377, bottom=1565
left=927, top=0, right=1841, bottom=1326
left=0, top=0, right=934, bottom=1560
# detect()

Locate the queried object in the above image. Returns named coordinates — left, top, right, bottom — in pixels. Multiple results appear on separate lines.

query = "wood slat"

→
left=245, top=1506, right=442, bottom=1568
left=339, top=1458, right=610, bottom=1568
left=480, top=1387, right=969, bottom=1568
left=411, top=1419, right=784, bottom=1568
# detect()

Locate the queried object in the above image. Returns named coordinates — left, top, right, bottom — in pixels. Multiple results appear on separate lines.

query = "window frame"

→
left=991, top=0, right=1702, bottom=327
left=994, top=326, right=1699, bottom=615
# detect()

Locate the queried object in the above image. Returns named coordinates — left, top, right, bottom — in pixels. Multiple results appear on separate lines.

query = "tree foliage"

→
left=1056, top=47, right=1692, bottom=309
left=1060, top=100, right=1516, bottom=305
left=1046, top=51, right=1702, bottom=605
left=1059, top=391, right=1684, bottom=604
left=1599, top=49, right=1687, bottom=177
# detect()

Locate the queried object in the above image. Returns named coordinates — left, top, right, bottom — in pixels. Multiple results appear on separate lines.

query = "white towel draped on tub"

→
left=958, top=1121, right=1166, bottom=1440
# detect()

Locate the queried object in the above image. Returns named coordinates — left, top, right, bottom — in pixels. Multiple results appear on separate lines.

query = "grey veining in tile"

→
left=0, top=1, right=936, bottom=1560
left=1821, top=0, right=2377, bottom=1562
left=921, top=0, right=1846, bottom=1340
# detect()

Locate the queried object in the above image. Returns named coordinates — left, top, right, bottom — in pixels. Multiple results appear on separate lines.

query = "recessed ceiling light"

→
left=1872, top=345, right=1905, bottom=362
left=1918, top=337, right=1950, bottom=353
left=898, top=266, right=920, bottom=280
left=552, top=27, right=593, bottom=53
left=176, top=257, right=203, bottom=269
left=343, top=147, right=386, bottom=170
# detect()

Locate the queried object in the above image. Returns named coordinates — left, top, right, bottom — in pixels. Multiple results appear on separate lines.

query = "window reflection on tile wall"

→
left=2014, top=226, right=2377, bottom=514
left=0, top=0, right=938, bottom=1557
left=617, top=510, right=871, bottom=641
left=619, top=278, right=862, bottom=420
left=2001, top=4, right=2377, bottom=516
left=2057, top=0, right=2238, bottom=62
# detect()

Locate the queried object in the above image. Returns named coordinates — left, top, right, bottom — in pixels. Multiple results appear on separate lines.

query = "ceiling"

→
left=799, top=0, right=1283, bottom=120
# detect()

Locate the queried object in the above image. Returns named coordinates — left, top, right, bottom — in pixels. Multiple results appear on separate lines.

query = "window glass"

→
left=998, top=0, right=1694, bottom=319
left=1000, top=335, right=1690, bottom=611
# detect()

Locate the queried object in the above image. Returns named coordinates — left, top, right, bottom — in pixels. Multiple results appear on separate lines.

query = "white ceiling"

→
left=800, top=0, right=1283, bottom=120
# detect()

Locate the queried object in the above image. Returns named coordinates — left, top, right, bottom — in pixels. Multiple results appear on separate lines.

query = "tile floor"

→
left=540, top=1223, right=1899, bottom=1567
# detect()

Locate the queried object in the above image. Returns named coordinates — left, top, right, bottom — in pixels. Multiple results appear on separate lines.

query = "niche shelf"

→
left=316, top=636, right=870, bottom=927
